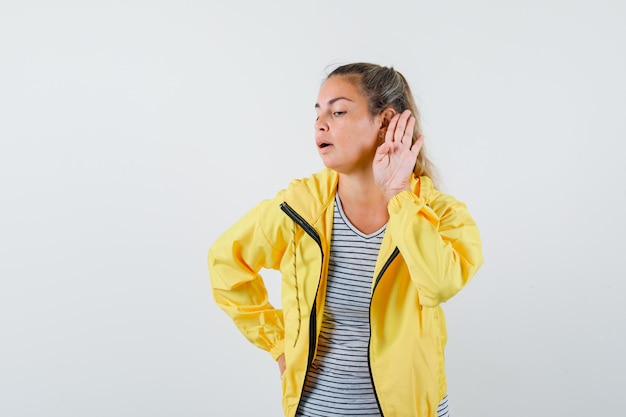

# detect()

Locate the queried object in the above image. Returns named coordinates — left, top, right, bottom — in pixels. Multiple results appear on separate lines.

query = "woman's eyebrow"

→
left=314, top=96, right=354, bottom=108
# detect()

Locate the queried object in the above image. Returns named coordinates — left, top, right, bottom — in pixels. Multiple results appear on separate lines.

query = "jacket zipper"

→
left=368, top=246, right=400, bottom=417
left=279, top=202, right=324, bottom=409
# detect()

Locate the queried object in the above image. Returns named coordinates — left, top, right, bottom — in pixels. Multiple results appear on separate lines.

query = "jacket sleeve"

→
left=387, top=190, right=484, bottom=307
left=207, top=195, right=288, bottom=360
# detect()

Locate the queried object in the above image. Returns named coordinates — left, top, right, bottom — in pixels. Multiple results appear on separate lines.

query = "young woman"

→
left=208, top=62, right=484, bottom=417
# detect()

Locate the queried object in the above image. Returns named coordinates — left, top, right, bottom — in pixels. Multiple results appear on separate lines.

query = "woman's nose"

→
left=315, top=116, right=328, bottom=131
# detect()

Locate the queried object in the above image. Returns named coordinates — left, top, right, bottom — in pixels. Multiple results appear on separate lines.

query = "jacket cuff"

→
left=387, top=190, right=421, bottom=210
left=269, top=340, right=285, bottom=361
left=387, top=190, right=439, bottom=227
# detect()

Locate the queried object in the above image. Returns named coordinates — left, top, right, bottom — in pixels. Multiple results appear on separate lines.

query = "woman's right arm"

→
left=208, top=195, right=289, bottom=361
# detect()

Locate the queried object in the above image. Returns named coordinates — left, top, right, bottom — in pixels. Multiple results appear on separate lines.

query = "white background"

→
left=1, top=1, right=625, bottom=416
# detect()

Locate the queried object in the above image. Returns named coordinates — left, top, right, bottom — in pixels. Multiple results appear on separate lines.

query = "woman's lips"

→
left=318, top=143, right=333, bottom=153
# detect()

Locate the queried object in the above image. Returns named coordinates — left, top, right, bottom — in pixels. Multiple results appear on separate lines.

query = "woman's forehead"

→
left=317, top=76, right=363, bottom=105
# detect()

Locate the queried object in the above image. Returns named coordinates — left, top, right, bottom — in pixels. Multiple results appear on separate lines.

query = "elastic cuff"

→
left=387, top=190, right=439, bottom=227
left=387, top=190, right=423, bottom=212
left=269, top=340, right=285, bottom=361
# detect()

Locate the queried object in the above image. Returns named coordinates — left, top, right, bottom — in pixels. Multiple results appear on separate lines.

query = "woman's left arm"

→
left=387, top=190, right=484, bottom=307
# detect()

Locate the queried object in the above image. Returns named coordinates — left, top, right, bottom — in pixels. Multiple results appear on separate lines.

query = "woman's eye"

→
left=332, top=111, right=346, bottom=117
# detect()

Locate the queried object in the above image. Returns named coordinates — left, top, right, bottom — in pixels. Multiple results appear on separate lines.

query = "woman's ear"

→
left=380, top=108, right=397, bottom=129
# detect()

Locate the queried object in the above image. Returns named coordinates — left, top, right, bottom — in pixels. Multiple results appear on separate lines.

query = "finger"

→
left=394, top=110, right=412, bottom=143
left=385, top=113, right=400, bottom=144
left=402, top=116, right=416, bottom=148
left=411, top=135, right=425, bottom=156
left=374, top=142, right=391, bottom=161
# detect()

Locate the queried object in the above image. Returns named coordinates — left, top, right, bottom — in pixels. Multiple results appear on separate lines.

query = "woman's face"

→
left=314, top=76, right=383, bottom=174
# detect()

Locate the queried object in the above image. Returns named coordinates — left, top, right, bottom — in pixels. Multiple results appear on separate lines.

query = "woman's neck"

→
left=336, top=171, right=389, bottom=234
left=337, top=172, right=383, bottom=204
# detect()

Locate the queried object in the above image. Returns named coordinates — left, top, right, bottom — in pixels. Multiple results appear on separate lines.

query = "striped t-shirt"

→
left=296, top=195, right=451, bottom=417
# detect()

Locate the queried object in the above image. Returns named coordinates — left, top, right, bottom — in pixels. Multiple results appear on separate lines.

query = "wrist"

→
left=383, top=186, right=411, bottom=203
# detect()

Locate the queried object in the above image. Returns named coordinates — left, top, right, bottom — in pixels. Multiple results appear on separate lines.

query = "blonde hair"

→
left=326, top=62, right=438, bottom=185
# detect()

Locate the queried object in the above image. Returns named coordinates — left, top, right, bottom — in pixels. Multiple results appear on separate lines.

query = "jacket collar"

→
left=284, top=168, right=435, bottom=225
left=283, top=168, right=338, bottom=227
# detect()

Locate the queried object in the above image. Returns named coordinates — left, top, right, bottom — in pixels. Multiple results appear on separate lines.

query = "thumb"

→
left=374, top=142, right=390, bottom=162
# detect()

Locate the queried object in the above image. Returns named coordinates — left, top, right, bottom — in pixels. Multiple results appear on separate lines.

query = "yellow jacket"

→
left=208, top=168, right=483, bottom=417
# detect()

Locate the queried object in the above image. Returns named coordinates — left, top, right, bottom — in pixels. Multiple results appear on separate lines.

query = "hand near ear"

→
left=373, top=109, right=423, bottom=202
